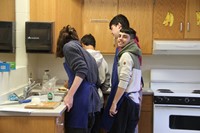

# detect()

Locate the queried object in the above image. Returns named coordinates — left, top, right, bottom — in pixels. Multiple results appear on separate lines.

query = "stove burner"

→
left=157, top=89, right=173, bottom=93
left=192, top=90, right=200, bottom=94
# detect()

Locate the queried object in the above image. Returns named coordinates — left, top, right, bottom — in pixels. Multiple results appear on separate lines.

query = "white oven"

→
left=154, top=101, right=200, bottom=133
left=151, top=69, right=200, bottom=133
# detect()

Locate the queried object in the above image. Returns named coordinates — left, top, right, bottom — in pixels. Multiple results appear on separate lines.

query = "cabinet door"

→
left=55, top=113, right=65, bottom=133
left=184, top=0, right=200, bottom=39
left=30, top=0, right=56, bottom=21
left=138, top=111, right=153, bottom=133
left=30, top=0, right=82, bottom=53
left=0, top=116, right=56, bottom=133
left=119, top=0, right=153, bottom=55
left=138, top=95, right=153, bottom=133
left=153, top=0, right=186, bottom=40
left=55, top=0, right=82, bottom=52
left=0, top=0, right=15, bottom=21
left=82, top=0, right=118, bottom=54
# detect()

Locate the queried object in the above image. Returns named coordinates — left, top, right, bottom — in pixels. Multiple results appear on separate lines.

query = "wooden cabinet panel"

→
left=82, top=0, right=153, bottom=54
left=138, top=111, right=153, bottom=133
left=184, top=0, right=200, bottom=39
left=82, top=0, right=118, bottom=54
left=0, top=113, right=64, bottom=133
left=118, top=0, right=153, bottom=55
left=138, top=94, right=153, bottom=133
left=56, top=113, right=65, bottom=133
left=30, top=0, right=82, bottom=53
left=30, top=0, right=56, bottom=22
left=0, top=116, right=56, bottom=133
left=0, top=0, right=15, bottom=21
left=153, top=0, right=186, bottom=40
left=55, top=0, right=82, bottom=53
left=153, top=0, right=200, bottom=40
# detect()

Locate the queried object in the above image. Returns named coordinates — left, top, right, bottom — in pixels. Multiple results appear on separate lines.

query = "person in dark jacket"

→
left=109, top=27, right=142, bottom=133
left=56, top=25, right=101, bottom=133
left=81, top=34, right=111, bottom=133
left=101, top=14, right=144, bottom=133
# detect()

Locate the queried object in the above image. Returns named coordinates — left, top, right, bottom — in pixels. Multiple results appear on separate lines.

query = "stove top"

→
left=150, top=69, right=200, bottom=106
left=192, top=90, right=200, bottom=94
left=157, top=89, right=174, bottom=93
left=153, top=88, right=200, bottom=105
left=153, top=88, right=200, bottom=97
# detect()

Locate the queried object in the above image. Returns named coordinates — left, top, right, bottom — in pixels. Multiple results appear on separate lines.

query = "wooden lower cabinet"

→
left=138, top=94, right=153, bottom=133
left=0, top=114, right=64, bottom=133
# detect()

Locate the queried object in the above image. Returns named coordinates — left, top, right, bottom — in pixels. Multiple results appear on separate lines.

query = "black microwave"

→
left=25, top=22, right=54, bottom=53
left=0, top=21, right=15, bottom=53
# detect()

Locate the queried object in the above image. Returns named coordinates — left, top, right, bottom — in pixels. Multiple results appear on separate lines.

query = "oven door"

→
left=154, top=104, right=200, bottom=133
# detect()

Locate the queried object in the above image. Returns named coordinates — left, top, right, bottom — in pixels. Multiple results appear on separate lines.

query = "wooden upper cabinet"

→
left=82, top=0, right=118, bottom=54
left=30, top=0, right=56, bottom=22
left=0, top=0, right=15, bottom=21
left=184, top=0, right=200, bottom=39
left=118, top=0, right=153, bottom=55
left=55, top=0, right=82, bottom=53
left=153, top=0, right=186, bottom=40
left=82, top=0, right=153, bottom=54
left=153, top=0, right=200, bottom=40
left=30, top=0, right=82, bottom=53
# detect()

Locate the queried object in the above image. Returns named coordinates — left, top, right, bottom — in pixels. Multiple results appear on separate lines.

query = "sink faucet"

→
left=23, top=81, right=41, bottom=99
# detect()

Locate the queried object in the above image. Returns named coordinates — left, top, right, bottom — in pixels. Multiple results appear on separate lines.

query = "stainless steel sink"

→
left=28, top=85, right=66, bottom=98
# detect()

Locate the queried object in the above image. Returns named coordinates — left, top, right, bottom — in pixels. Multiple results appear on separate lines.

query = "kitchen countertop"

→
left=0, top=88, right=153, bottom=117
left=103, top=88, right=153, bottom=95
left=0, top=102, right=66, bottom=117
left=142, top=88, right=154, bottom=95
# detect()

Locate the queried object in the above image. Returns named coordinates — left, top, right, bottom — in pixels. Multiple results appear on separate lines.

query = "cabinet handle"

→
left=90, top=19, right=109, bottom=23
left=56, top=117, right=64, bottom=126
left=180, top=22, right=183, bottom=32
left=187, top=22, right=190, bottom=32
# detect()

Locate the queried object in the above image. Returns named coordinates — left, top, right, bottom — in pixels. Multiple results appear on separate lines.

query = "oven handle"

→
left=154, top=104, right=200, bottom=109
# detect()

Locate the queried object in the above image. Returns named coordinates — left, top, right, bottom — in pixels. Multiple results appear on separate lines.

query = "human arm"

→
left=109, top=53, right=133, bottom=117
left=64, top=76, right=83, bottom=112
left=109, top=87, right=125, bottom=117
left=63, top=42, right=88, bottom=111
left=99, top=59, right=110, bottom=92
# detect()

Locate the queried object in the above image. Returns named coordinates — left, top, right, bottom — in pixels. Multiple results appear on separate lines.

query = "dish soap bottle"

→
left=28, top=72, right=33, bottom=85
left=47, top=82, right=54, bottom=101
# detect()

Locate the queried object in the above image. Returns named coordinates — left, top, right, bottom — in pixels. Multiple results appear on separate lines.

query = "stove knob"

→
left=184, top=98, right=190, bottom=103
left=157, top=97, right=163, bottom=102
left=164, top=97, right=170, bottom=102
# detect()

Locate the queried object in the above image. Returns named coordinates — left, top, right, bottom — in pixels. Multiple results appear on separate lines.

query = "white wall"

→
left=27, top=54, right=200, bottom=88
left=0, top=0, right=30, bottom=101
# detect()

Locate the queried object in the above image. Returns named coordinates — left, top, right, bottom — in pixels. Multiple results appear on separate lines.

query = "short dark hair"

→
left=56, top=25, right=79, bottom=58
left=80, top=34, right=96, bottom=48
left=120, top=28, right=136, bottom=39
left=109, top=14, right=130, bottom=29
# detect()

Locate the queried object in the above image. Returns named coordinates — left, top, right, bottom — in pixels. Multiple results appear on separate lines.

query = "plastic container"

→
left=47, top=82, right=54, bottom=101
left=28, top=73, right=33, bottom=85
left=42, top=70, right=50, bottom=85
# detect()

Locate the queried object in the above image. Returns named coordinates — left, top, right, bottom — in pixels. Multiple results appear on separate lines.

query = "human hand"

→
left=64, top=80, right=68, bottom=88
left=109, top=103, right=118, bottom=117
left=63, top=94, right=73, bottom=112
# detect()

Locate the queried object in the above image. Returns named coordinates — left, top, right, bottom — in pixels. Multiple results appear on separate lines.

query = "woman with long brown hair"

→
left=56, top=25, right=101, bottom=133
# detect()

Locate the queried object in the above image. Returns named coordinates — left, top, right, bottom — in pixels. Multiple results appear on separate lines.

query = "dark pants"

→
left=91, top=108, right=104, bottom=133
left=65, top=113, right=97, bottom=133
left=108, top=98, right=140, bottom=133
